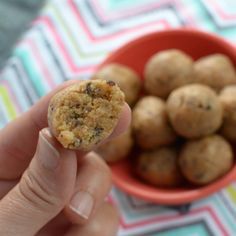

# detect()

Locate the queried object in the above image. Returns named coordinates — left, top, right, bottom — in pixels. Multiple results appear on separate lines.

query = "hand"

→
left=0, top=80, right=131, bottom=236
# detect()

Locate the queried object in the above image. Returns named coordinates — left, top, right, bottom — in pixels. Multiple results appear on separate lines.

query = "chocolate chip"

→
left=70, top=112, right=83, bottom=119
left=88, top=126, right=104, bottom=142
left=85, top=82, right=94, bottom=96
left=107, top=80, right=116, bottom=86
left=75, top=120, right=83, bottom=126
left=94, top=126, right=104, bottom=137
left=49, top=104, right=54, bottom=111
left=197, top=103, right=203, bottom=109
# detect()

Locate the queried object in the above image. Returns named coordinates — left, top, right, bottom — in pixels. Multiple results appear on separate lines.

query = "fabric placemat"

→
left=1, top=0, right=236, bottom=235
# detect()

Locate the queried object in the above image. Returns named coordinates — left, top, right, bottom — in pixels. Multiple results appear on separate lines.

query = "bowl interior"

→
left=98, top=29, right=236, bottom=205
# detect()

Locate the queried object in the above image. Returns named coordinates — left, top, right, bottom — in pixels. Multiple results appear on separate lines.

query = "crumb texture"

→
left=48, top=80, right=125, bottom=150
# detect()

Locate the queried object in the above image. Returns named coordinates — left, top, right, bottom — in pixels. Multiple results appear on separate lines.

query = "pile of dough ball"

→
left=76, top=50, right=236, bottom=188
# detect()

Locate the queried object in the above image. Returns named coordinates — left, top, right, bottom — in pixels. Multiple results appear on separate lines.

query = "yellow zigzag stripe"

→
left=45, top=4, right=105, bottom=58
left=0, top=86, right=17, bottom=120
left=226, top=186, right=236, bottom=203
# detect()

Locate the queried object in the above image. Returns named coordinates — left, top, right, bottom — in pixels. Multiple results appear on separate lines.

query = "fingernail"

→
left=38, top=128, right=60, bottom=170
left=69, top=191, right=94, bottom=219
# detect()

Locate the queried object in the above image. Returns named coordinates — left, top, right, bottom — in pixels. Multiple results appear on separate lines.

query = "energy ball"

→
left=144, top=49, right=194, bottom=98
left=179, top=135, right=233, bottom=185
left=194, top=54, right=236, bottom=91
left=48, top=80, right=125, bottom=150
left=95, top=128, right=133, bottom=163
left=136, top=147, right=183, bottom=187
left=219, top=85, right=236, bottom=142
left=167, top=84, right=223, bottom=138
left=93, top=63, right=141, bottom=106
left=132, top=96, right=176, bottom=149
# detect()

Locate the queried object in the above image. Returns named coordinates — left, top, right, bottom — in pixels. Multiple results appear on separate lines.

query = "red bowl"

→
left=97, top=29, right=236, bottom=205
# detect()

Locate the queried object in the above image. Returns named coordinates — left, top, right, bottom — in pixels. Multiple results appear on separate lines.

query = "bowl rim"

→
left=111, top=159, right=236, bottom=205
left=97, top=28, right=236, bottom=70
left=97, top=28, right=236, bottom=205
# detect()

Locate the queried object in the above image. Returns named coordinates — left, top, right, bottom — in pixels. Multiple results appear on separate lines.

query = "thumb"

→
left=0, top=128, right=77, bottom=236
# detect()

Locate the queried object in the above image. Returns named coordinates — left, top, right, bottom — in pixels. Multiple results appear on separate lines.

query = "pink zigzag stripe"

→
left=35, top=16, right=94, bottom=74
left=89, top=0, right=170, bottom=21
left=0, top=80, right=22, bottom=113
left=120, top=207, right=228, bottom=235
left=208, top=0, right=236, bottom=20
left=68, top=0, right=171, bottom=42
left=108, top=196, right=228, bottom=235
left=89, top=0, right=195, bottom=25
left=34, top=16, right=170, bottom=73
left=22, top=39, right=57, bottom=89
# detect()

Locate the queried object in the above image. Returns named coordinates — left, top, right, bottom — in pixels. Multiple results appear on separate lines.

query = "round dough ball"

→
left=132, top=96, right=176, bottom=149
left=219, top=85, right=236, bottom=142
left=48, top=80, right=125, bottom=150
left=93, top=63, right=141, bottom=106
left=95, top=128, right=133, bottom=163
left=194, top=54, right=236, bottom=91
left=136, top=146, right=183, bottom=187
left=179, top=135, right=233, bottom=185
left=144, top=49, right=194, bottom=98
left=167, top=84, right=223, bottom=138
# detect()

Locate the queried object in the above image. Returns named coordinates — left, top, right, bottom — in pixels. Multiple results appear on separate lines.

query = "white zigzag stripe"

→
left=201, top=0, right=236, bottom=27
left=118, top=211, right=222, bottom=236
left=28, top=29, right=64, bottom=86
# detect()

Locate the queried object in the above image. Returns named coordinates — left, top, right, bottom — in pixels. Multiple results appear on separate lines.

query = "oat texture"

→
left=48, top=80, right=125, bottom=150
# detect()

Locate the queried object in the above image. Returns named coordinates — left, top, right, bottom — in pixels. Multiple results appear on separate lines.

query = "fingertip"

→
left=40, top=128, right=75, bottom=157
left=65, top=202, right=120, bottom=236
left=109, top=103, right=132, bottom=139
left=40, top=128, right=60, bottom=152
left=65, top=152, right=112, bottom=225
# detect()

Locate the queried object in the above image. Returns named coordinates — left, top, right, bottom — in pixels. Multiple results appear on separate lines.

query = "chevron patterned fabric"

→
left=1, top=0, right=236, bottom=235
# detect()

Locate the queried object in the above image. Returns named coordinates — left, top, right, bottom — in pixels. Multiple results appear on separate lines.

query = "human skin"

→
left=0, top=80, right=131, bottom=236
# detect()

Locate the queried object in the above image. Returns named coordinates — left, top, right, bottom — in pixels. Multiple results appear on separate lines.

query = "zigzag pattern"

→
left=1, top=0, right=236, bottom=235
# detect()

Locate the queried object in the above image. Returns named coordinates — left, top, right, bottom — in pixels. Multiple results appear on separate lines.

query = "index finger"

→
left=0, top=80, right=131, bottom=180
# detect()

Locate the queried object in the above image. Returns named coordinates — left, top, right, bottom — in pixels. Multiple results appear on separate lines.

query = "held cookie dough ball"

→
left=95, top=128, right=133, bottom=163
left=194, top=54, right=236, bottom=91
left=144, top=49, right=194, bottom=98
left=219, top=85, right=236, bottom=142
left=179, top=135, right=233, bottom=185
left=93, top=63, right=141, bottom=106
left=132, top=96, right=176, bottom=149
left=167, top=84, right=223, bottom=138
left=136, top=147, right=183, bottom=187
left=48, top=80, right=125, bottom=150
